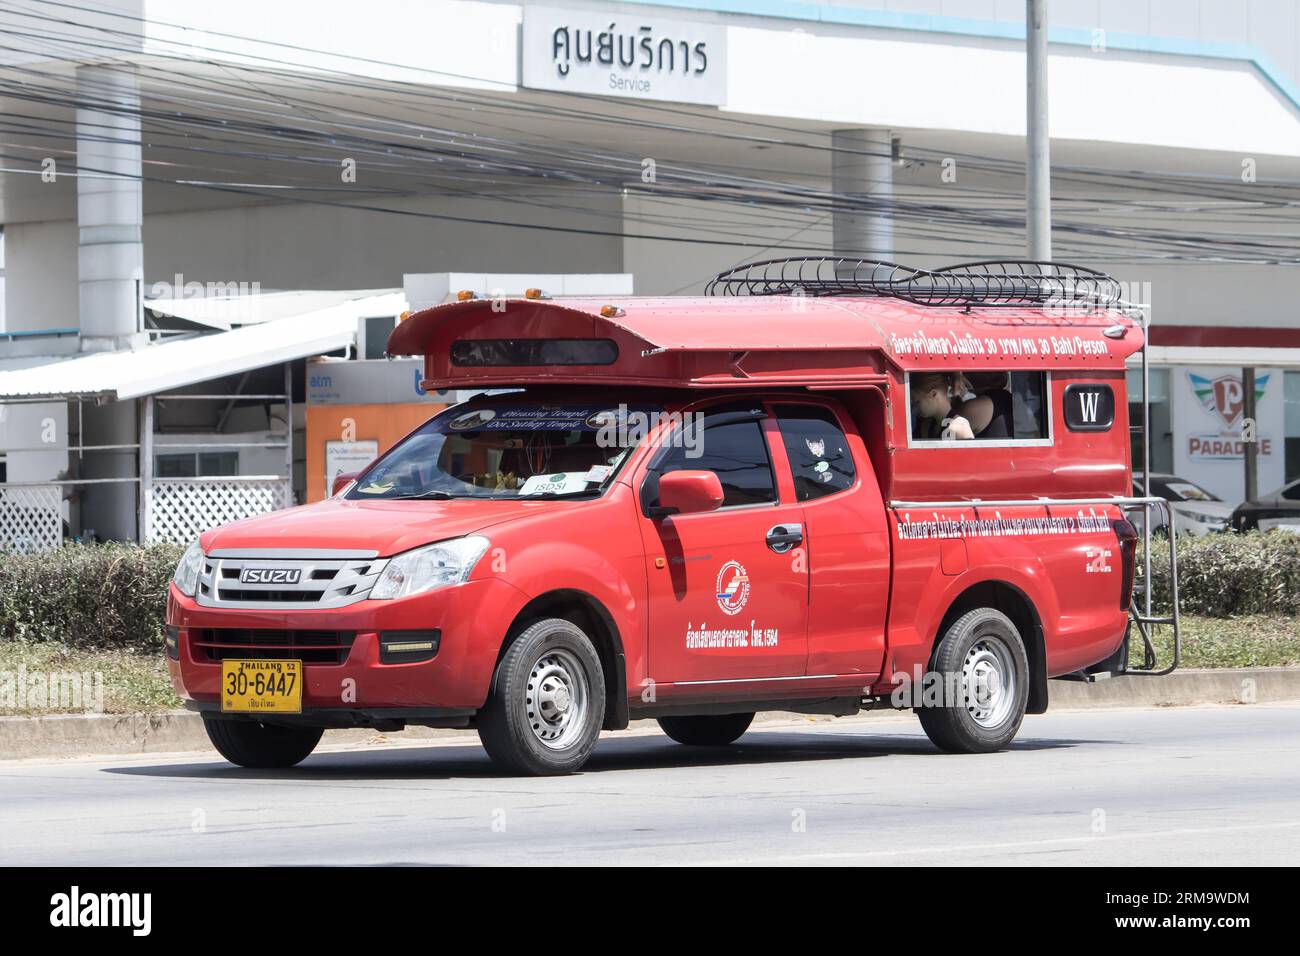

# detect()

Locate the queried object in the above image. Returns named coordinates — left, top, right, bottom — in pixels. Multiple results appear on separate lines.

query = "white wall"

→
left=141, top=190, right=624, bottom=293
left=9, top=166, right=1300, bottom=332
left=724, top=23, right=1300, bottom=155
left=131, top=0, right=1300, bottom=155
left=143, top=0, right=519, bottom=91
left=823, top=0, right=1300, bottom=91
left=0, top=401, right=69, bottom=483
left=2, top=220, right=77, bottom=334
left=624, top=168, right=1300, bottom=333
left=5, top=190, right=625, bottom=327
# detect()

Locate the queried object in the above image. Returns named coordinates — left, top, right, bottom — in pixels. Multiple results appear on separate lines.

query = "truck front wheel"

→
left=202, top=716, right=323, bottom=768
left=477, top=618, right=606, bottom=775
left=916, top=607, right=1029, bottom=754
left=658, top=713, right=754, bottom=746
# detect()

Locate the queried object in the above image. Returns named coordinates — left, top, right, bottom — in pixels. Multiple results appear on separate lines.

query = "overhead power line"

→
left=0, top=0, right=1298, bottom=265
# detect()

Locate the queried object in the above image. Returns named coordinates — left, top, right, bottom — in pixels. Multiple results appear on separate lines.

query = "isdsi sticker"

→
left=715, top=560, right=750, bottom=616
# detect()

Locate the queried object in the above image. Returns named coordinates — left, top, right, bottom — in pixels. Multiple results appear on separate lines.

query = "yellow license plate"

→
left=220, top=659, right=303, bottom=714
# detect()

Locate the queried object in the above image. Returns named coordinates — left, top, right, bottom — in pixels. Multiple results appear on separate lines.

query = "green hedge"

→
left=0, top=535, right=1296, bottom=650
left=0, top=542, right=182, bottom=649
left=1144, top=531, right=1300, bottom=617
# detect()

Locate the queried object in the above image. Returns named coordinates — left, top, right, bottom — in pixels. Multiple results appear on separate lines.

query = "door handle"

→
left=765, top=523, right=804, bottom=554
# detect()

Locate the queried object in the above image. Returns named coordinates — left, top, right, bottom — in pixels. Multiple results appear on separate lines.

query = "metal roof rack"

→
left=704, top=257, right=1124, bottom=308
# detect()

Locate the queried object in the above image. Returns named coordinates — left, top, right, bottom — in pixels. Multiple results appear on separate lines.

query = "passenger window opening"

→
left=908, top=371, right=1049, bottom=445
left=449, top=338, right=618, bottom=367
left=647, top=412, right=777, bottom=509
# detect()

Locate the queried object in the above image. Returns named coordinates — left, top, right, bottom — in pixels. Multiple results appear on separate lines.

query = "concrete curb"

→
left=1, top=667, right=1296, bottom=761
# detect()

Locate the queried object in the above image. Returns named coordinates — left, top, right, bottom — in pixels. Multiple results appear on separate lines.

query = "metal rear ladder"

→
left=1120, top=496, right=1180, bottom=675
left=1125, top=307, right=1181, bottom=675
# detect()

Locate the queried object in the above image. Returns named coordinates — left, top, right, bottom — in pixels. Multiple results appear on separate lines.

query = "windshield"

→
left=346, top=403, right=654, bottom=500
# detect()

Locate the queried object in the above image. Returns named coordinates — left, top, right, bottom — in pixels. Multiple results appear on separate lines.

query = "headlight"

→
left=173, top=541, right=204, bottom=597
left=371, top=536, right=490, bottom=600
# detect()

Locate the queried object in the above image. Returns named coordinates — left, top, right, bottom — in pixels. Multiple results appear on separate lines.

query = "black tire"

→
left=203, top=716, right=323, bottom=768
left=477, top=617, right=606, bottom=775
left=658, top=713, right=754, bottom=746
left=916, top=607, right=1029, bottom=754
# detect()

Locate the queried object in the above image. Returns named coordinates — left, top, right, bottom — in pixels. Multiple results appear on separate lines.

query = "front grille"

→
left=214, top=589, right=326, bottom=603
left=196, top=552, right=388, bottom=609
left=191, top=628, right=357, bottom=665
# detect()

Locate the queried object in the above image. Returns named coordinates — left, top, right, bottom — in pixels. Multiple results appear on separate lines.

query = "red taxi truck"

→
left=166, top=259, right=1179, bottom=775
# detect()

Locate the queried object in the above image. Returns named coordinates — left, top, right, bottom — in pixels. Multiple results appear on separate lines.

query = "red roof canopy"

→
left=387, top=295, right=1145, bottom=390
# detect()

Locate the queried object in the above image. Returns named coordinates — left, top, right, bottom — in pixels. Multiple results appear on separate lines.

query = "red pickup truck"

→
left=166, top=259, right=1177, bottom=775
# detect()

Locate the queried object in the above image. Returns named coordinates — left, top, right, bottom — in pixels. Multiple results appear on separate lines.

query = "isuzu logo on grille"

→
left=239, top=567, right=302, bottom=585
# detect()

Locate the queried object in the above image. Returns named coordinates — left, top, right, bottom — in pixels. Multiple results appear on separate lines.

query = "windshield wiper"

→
left=520, top=489, right=602, bottom=500
left=385, top=488, right=603, bottom=502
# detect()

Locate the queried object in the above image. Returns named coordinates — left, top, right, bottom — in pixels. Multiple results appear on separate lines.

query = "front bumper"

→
left=166, top=576, right=530, bottom=714
left=186, top=700, right=477, bottom=730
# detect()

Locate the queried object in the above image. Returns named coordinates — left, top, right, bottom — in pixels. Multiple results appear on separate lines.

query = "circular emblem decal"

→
left=715, top=560, right=750, bottom=616
left=449, top=408, right=496, bottom=430
left=585, top=409, right=619, bottom=430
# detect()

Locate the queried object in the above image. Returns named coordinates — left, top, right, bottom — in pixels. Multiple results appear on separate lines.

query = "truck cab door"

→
left=636, top=405, right=809, bottom=684
left=771, top=401, right=889, bottom=681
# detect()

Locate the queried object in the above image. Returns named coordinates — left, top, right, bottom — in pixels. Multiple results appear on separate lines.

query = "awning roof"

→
left=0, top=292, right=405, bottom=401
left=147, top=289, right=397, bottom=330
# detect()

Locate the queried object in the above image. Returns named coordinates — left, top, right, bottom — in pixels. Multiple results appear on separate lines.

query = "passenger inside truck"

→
left=910, top=371, right=1047, bottom=442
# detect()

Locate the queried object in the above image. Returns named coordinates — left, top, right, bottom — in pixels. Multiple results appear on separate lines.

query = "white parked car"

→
left=1132, top=474, right=1233, bottom=537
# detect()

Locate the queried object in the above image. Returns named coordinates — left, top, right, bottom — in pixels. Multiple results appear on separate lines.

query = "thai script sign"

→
left=522, top=6, right=726, bottom=106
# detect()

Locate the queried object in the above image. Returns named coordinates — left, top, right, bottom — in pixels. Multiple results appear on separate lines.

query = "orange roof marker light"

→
left=600, top=304, right=625, bottom=318
left=456, top=289, right=477, bottom=302
left=398, top=310, right=414, bottom=322
left=524, top=288, right=550, bottom=300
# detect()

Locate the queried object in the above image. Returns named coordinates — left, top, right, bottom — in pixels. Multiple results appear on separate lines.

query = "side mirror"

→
left=331, top=471, right=360, bottom=497
left=657, top=470, right=724, bottom=516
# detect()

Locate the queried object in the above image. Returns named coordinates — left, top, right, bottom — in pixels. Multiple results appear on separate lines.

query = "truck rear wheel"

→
left=477, top=617, right=606, bottom=776
left=203, top=716, right=323, bottom=768
left=658, top=713, right=754, bottom=746
left=916, top=608, right=1029, bottom=754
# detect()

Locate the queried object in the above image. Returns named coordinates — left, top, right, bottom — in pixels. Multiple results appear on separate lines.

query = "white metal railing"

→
left=148, top=476, right=291, bottom=545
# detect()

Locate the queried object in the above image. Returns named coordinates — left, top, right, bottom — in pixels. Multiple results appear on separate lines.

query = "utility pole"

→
left=1243, top=367, right=1258, bottom=503
left=1026, top=0, right=1051, bottom=259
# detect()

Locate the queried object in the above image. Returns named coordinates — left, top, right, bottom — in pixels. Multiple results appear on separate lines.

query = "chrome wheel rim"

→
left=963, top=637, right=1016, bottom=728
left=525, top=648, right=589, bottom=750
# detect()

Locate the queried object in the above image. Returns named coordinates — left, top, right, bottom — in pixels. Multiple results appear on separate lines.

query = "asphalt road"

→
left=1, top=704, right=1297, bottom=866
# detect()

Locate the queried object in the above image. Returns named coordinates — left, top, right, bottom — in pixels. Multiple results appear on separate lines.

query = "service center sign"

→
left=1172, top=365, right=1283, bottom=502
left=522, top=6, right=726, bottom=106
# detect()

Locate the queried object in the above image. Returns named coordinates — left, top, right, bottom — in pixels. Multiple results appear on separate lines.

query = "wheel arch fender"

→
left=499, top=587, right=630, bottom=730
left=932, top=575, right=1050, bottom=716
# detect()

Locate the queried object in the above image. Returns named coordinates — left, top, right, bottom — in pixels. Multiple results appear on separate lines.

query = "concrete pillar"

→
left=75, top=65, right=143, bottom=541
left=1025, top=0, right=1052, bottom=259
left=76, top=64, right=143, bottom=352
left=831, top=128, right=894, bottom=271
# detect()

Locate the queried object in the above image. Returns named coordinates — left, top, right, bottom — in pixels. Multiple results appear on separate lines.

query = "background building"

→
left=3, top=0, right=1300, bottom=547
